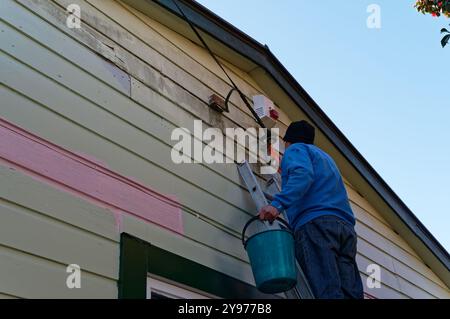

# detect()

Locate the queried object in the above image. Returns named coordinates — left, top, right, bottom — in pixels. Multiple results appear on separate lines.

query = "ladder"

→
left=237, top=161, right=315, bottom=299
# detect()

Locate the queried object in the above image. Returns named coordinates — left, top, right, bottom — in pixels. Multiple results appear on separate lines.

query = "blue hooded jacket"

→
left=270, top=143, right=355, bottom=231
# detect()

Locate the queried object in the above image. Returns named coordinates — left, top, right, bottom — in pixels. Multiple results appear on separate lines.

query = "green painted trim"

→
left=118, top=233, right=148, bottom=299
left=119, top=233, right=277, bottom=299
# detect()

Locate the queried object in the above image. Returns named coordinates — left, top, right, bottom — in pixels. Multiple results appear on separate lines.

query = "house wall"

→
left=0, top=0, right=448, bottom=299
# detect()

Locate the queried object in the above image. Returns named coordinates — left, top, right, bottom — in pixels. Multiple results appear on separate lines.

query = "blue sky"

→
left=196, top=0, right=450, bottom=251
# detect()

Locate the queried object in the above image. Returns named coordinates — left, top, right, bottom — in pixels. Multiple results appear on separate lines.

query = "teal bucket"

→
left=242, top=216, right=297, bottom=294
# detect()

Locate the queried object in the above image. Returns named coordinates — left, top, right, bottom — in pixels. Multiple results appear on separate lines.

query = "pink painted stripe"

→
left=0, top=117, right=183, bottom=234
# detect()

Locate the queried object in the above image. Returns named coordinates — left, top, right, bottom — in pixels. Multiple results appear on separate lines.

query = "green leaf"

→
left=441, top=34, right=450, bottom=48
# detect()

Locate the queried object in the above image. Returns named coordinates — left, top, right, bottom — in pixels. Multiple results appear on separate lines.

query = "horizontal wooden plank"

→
left=356, top=253, right=442, bottom=299
left=0, top=245, right=117, bottom=298
left=182, top=209, right=248, bottom=262
left=0, top=198, right=119, bottom=280
left=391, top=258, right=449, bottom=297
left=351, top=202, right=418, bottom=257
left=396, top=275, right=440, bottom=299
left=347, top=185, right=392, bottom=228
left=355, top=223, right=428, bottom=277
left=0, top=1, right=130, bottom=96
left=357, top=237, right=449, bottom=297
left=360, top=273, right=408, bottom=299
left=0, top=293, right=19, bottom=299
left=357, top=254, right=402, bottom=296
left=0, top=165, right=119, bottom=241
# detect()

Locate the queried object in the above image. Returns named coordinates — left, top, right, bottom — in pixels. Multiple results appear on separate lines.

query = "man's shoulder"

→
left=291, top=144, right=335, bottom=164
left=308, top=145, right=339, bottom=170
left=287, top=143, right=322, bottom=156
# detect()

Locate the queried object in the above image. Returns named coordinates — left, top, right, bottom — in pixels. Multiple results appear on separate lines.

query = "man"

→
left=258, top=120, right=364, bottom=299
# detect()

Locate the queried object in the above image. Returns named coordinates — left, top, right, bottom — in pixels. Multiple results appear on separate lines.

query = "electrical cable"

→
left=170, top=0, right=266, bottom=129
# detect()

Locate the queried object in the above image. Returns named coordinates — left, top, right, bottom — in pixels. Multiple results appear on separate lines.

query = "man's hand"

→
left=258, top=205, right=280, bottom=223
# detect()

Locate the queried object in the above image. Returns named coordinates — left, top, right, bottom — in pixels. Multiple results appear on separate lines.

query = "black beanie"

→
left=283, top=120, right=315, bottom=145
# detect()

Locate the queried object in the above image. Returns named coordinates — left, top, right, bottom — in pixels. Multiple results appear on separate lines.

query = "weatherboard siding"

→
left=0, top=165, right=119, bottom=298
left=0, top=0, right=448, bottom=299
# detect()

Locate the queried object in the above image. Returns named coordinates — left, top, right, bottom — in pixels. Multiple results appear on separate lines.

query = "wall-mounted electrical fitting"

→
left=269, top=109, right=279, bottom=121
left=208, top=94, right=227, bottom=113
left=252, top=95, right=278, bottom=128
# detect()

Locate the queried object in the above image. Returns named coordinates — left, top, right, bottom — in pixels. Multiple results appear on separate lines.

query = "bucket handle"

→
left=241, top=216, right=291, bottom=246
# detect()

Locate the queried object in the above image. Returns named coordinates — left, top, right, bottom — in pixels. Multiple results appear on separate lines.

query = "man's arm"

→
left=270, top=145, right=314, bottom=212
